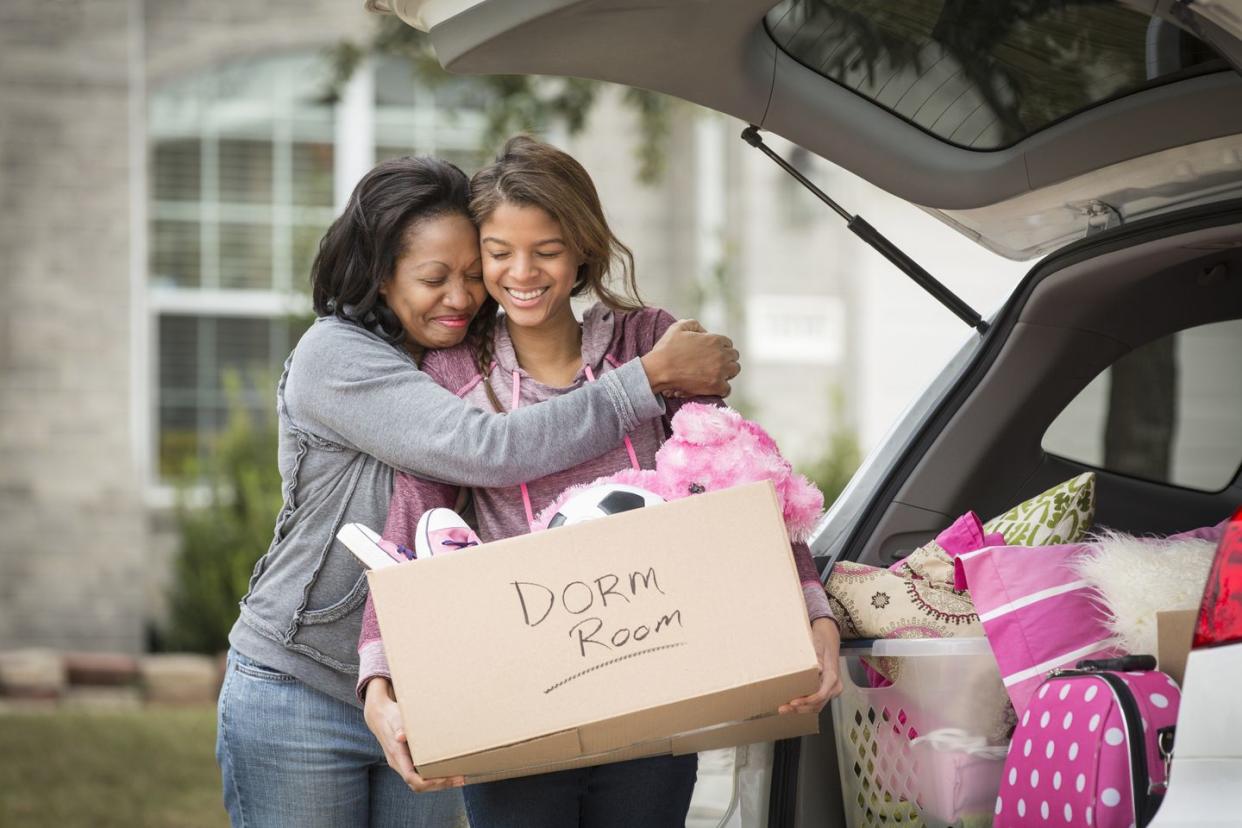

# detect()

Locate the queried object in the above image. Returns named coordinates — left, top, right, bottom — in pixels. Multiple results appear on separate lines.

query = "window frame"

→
left=143, top=52, right=491, bottom=500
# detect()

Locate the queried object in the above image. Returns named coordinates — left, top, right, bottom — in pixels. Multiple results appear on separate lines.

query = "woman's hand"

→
left=362, top=677, right=465, bottom=792
left=778, top=617, right=844, bottom=716
left=641, top=319, right=741, bottom=398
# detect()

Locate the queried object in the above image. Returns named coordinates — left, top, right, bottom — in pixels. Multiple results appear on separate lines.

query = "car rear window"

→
left=765, top=0, right=1227, bottom=150
left=1042, top=319, right=1242, bottom=492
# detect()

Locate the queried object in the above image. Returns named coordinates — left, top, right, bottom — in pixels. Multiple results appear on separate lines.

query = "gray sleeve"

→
left=283, top=320, right=664, bottom=487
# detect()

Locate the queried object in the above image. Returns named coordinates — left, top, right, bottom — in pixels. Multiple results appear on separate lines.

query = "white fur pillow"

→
left=1072, top=530, right=1215, bottom=655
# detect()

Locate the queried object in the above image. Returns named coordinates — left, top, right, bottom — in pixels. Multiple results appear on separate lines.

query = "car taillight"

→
left=1192, top=505, right=1242, bottom=649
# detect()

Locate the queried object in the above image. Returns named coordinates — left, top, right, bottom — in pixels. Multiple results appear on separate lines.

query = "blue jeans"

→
left=462, top=754, right=698, bottom=828
left=216, top=649, right=464, bottom=828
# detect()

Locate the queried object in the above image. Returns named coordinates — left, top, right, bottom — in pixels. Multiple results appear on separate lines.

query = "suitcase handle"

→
left=1075, top=654, right=1157, bottom=672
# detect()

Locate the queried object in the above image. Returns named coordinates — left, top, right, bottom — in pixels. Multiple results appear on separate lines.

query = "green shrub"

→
left=162, top=373, right=282, bottom=654
left=799, top=388, right=862, bottom=509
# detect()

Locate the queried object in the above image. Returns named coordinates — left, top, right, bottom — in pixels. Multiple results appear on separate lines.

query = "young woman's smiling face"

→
left=480, top=202, right=582, bottom=330
left=380, top=212, right=486, bottom=352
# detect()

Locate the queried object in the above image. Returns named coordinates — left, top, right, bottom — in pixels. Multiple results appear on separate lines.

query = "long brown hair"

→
left=469, top=136, right=644, bottom=407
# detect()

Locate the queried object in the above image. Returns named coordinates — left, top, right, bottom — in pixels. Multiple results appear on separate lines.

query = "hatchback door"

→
left=391, top=0, right=1242, bottom=259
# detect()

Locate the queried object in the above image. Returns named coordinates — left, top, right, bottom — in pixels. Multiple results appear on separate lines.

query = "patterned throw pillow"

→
left=827, top=511, right=994, bottom=642
left=826, top=475, right=1097, bottom=655
left=982, top=472, right=1096, bottom=547
left=826, top=512, right=1009, bottom=734
left=827, top=558, right=982, bottom=641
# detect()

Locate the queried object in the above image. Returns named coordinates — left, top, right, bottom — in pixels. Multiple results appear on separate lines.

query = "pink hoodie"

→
left=357, top=304, right=833, bottom=697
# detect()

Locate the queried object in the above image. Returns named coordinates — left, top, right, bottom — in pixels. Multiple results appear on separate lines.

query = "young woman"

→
left=357, top=137, right=843, bottom=826
left=215, top=155, right=741, bottom=828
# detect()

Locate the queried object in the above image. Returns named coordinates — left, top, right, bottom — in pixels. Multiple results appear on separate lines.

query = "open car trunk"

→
left=382, top=2, right=1242, bottom=824
left=791, top=202, right=1242, bottom=827
left=395, top=0, right=1242, bottom=258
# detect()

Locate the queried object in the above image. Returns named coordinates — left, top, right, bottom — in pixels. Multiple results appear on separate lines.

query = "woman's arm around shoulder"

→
left=283, top=317, right=663, bottom=487
left=616, top=306, right=738, bottom=405
left=628, top=308, right=740, bottom=398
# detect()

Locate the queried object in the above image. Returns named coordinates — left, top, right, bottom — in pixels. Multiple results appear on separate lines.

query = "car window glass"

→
left=765, top=0, right=1227, bottom=150
left=1042, top=319, right=1242, bottom=492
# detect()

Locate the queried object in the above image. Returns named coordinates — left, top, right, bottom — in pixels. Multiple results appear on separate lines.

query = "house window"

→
left=155, top=313, right=307, bottom=478
left=373, top=55, right=491, bottom=172
left=148, top=52, right=489, bottom=482
left=745, top=294, right=845, bottom=364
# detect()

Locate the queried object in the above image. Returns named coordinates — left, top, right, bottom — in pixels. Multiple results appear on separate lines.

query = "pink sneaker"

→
left=415, top=508, right=481, bottom=559
left=336, top=523, right=411, bottom=569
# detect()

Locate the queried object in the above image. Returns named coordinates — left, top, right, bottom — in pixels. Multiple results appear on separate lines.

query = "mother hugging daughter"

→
left=358, top=136, right=843, bottom=827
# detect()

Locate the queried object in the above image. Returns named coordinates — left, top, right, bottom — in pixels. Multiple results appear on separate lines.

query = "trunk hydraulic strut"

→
left=741, top=125, right=990, bottom=334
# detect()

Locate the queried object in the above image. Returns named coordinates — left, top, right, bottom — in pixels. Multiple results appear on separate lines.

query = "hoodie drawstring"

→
left=513, top=366, right=640, bottom=526
left=583, top=365, right=641, bottom=471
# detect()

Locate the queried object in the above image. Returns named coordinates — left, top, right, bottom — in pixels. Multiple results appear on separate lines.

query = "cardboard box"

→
left=367, top=481, right=821, bottom=782
left=1156, top=609, right=1198, bottom=686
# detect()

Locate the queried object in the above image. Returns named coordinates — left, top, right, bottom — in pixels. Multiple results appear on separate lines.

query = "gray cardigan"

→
left=229, top=316, right=664, bottom=705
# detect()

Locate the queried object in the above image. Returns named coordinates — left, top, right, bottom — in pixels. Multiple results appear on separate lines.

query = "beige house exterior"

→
left=0, top=0, right=1025, bottom=654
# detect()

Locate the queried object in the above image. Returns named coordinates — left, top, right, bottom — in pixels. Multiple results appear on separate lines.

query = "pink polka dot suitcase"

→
left=993, top=656, right=1180, bottom=828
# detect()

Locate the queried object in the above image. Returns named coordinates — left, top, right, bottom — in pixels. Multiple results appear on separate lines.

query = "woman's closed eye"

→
left=485, top=249, right=561, bottom=261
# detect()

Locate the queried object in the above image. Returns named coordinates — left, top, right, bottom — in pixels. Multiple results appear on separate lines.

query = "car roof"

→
left=397, top=0, right=1242, bottom=259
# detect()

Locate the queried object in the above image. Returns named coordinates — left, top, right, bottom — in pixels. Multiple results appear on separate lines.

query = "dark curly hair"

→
left=310, top=155, right=494, bottom=351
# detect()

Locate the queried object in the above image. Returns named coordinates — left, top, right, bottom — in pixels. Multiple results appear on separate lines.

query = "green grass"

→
left=0, top=705, right=227, bottom=828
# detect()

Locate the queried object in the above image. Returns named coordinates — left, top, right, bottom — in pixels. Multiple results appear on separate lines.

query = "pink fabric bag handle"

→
left=512, top=365, right=640, bottom=526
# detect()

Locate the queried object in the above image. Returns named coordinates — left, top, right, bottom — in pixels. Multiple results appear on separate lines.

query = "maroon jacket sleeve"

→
left=628, top=308, right=835, bottom=625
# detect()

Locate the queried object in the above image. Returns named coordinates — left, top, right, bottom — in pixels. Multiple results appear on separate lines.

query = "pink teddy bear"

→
left=532, top=403, right=825, bottom=543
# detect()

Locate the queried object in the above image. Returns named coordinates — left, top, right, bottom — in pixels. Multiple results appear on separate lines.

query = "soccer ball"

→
left=547, top=483, right=665, bottom=528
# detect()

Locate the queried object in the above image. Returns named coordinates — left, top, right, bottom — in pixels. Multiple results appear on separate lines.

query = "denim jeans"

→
left=216, top=649, right=464, bottom=828
left=462, top=753, right=698, bottom=828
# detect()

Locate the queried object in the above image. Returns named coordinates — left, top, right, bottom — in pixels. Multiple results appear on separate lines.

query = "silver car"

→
left=393, top=1, right=1242, bottom=825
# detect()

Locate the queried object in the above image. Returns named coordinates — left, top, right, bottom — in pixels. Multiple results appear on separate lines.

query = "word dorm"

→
left=511, top=567, right=684, bottom=657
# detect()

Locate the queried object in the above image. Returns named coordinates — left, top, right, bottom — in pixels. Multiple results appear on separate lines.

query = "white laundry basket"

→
left=831, top=638, right=1013, bottom=828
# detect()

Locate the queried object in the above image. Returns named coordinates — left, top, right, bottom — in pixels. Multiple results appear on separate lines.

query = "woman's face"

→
left=380, top=213, right=486, bottom=351
left=480, top=202, right=582, bottom=330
